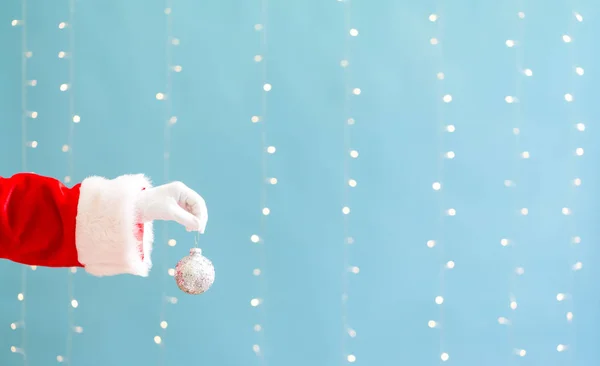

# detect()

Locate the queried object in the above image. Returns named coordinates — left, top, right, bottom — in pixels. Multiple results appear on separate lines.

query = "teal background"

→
left=1, top=0, right=599, bottom=365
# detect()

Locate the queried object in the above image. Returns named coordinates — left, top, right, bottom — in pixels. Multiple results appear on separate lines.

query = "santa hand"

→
left=136, top=181, right=208, bottom=233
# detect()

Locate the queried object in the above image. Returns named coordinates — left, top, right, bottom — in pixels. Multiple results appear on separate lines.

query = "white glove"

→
left=135, top=181, right=208, bottom=233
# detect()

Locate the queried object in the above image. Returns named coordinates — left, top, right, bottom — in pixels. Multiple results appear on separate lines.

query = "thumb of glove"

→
left=169, top=203, right=202, bottom=232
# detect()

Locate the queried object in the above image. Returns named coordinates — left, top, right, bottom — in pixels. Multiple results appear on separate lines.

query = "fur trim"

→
left=75, top=175, right=154, bottom=277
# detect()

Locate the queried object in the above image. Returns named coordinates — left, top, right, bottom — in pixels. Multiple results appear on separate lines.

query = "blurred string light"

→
left=154, top=0, right=179, bottom=361
left=559, top=9, right=586, bottom=357
left=58, top=0, right=82, bottom=364
left=427, top=4, right=453, bottom=362
left=249, top=0, right=271, bottom=362
left=10, top=3, right=30, bottom=364
left=340, top=0, right=359, bottom=363
left=502, top=6, right=528, bottom=358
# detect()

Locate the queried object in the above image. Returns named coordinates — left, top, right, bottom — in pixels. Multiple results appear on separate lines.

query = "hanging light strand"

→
left=561, top=7, right=584, bottom=360
left=63, top=0, right=79, bottom=364
left=250, top=0, right=271, bottom=362
left=503, top=4, right=527, bottom=360
left=429, top=3, right=450, bottom=363
left=340, top=0, right=359, bottom=364
left=155, top=1, right=177, bottom=363
left=11, top=0, right=30, bottom=363
left=19, top=4, right=29, bottom=357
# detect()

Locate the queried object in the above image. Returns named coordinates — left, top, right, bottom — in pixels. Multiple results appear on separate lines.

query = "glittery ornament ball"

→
left=175, top=248, right=215, bottom=295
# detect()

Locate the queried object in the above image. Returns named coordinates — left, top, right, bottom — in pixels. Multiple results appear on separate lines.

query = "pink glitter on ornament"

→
left=175, top=248, right=215, bottom=295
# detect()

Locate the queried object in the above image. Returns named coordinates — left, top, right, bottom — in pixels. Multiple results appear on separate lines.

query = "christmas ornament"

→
left=175, top=248, right=215, bottom=295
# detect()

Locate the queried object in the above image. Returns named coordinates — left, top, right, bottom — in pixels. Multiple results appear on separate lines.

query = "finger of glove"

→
left=177, top=186, right=208, bottom=234
left=170, top=204, right=202, bottom=231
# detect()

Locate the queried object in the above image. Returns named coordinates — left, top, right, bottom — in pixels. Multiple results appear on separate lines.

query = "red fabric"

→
left=135, top=187, right=146, bottom=261
left=0, top=173, right=83, bottom=268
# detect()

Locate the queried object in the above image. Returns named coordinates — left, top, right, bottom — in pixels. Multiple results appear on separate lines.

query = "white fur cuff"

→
left=75, top=174, right=154, bottom=277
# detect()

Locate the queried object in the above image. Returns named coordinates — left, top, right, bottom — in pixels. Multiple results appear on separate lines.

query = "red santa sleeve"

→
left=0, top=173, right=154, bottom=277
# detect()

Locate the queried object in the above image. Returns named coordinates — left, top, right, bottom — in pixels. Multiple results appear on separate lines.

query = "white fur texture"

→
left=75, top=174, right=154, bottom=277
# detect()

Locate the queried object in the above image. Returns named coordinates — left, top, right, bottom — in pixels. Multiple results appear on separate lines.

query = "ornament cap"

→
left=190, top=247, right=202, bottom=256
